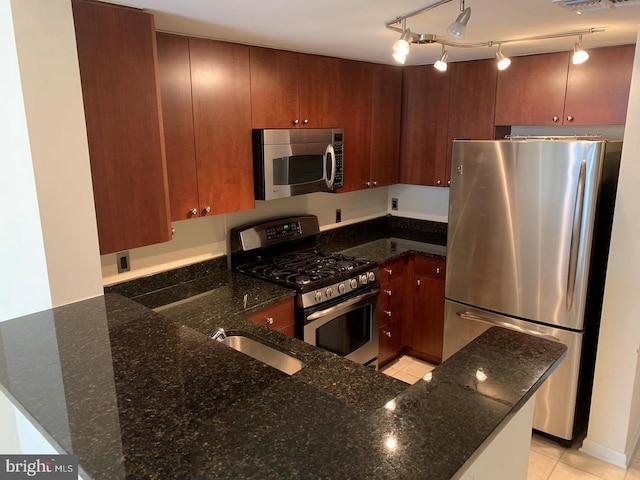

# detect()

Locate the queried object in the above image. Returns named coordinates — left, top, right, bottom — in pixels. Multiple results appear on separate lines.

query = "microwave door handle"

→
left=325, top=143, right=336, bottom=189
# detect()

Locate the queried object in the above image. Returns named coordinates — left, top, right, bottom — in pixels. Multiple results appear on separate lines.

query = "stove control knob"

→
left=359, top=274, right=368, bottom=285
left=349, top=278, right=358, bottom=289
left=338, top=283, right=346, bottom=294
left=367, top=271, right=376, bottom=282
left=314, top=291, right=323, bottom=302
left=325, top=287, right=333, bottom=298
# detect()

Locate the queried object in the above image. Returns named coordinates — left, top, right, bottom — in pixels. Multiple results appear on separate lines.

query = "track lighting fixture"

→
left=385, top=1, right=603, bottom=69
left=572, top=35, right=589, bottom=64
left=448, top=1, right=471, bottom=39
left=434, top=46, right=449, bottom=71
left=495, top=45, right=511, bottom=70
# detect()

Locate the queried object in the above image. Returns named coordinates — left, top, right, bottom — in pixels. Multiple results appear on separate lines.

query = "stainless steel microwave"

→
left=252, top=128, right=343, bottom=200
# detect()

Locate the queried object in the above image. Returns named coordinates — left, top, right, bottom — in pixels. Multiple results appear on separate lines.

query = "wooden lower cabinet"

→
left=404, top=255, right=446, bottom=364
left=246, top=298, right=295, bottom=337
left=378, top=258, right=406, bottom=367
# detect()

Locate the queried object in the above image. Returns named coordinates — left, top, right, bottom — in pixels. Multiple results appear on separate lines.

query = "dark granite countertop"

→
left=341, top=237, right=446, bottom=264
left=0, top=294, right=566, bottom=480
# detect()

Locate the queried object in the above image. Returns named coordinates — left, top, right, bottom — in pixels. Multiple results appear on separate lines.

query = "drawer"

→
left=246, top=298, right=295, bottom=335
left=379, top=258, right=405, bottom=285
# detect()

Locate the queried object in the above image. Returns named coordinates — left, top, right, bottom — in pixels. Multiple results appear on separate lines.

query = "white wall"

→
left=388, top=184, right=449, bottom=223
left=0, top=0, right=51, bottom=321
left=10, top=0, right=103, bottom=307
left=102, top=187, right=390, bottom=285
left=581, top=30, right=640, bottom=468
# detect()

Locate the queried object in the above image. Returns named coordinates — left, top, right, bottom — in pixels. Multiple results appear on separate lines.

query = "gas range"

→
left=229, top=215, right=380, bottom=366
left=229, top=216, right=378, bottom=308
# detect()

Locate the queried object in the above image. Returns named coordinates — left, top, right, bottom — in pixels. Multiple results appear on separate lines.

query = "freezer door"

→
left=447, top=140, right=604, bottom=330
left=443, top=299, right=583, bottom=441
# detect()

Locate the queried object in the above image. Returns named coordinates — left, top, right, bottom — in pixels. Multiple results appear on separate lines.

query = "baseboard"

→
left=580, top=438, right=629, bottom=469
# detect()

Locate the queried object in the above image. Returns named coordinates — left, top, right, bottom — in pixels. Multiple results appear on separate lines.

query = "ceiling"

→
left=105, top=0, right=640, bottom=65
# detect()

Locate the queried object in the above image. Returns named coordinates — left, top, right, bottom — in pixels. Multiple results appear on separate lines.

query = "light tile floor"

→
left=381, top=355, right=640, bottom=480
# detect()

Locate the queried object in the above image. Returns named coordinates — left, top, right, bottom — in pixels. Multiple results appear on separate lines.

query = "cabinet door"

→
left=156, top=33, right=199, bottom=222
left=564, top=44, right=635, bottom=125
left=246, top=298, right=295, bottom=337
left=446, top=59, right=497, bottom=186
left=298, top=54, right=340, bottom=128
left=495, top=52, right=570, bottom=126
left=370, top=65, right=402, bottom=188
left=337, top=59, right=373, bottom=192
left=400, top=66, right=451, bottom=187
left=249, top=47, right=299, bottom=128
left=72, top=0, right=171, bottom=254
left=190, top=38, right=255, bottom=215
left=408, top=256, right=445, bottom=364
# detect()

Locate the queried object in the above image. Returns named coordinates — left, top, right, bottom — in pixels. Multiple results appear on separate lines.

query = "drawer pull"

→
left=436, top=267, right=441, bottom=274
left=384, top=289, right=392, bottom=297
left=385, top=330, right=392, bottom=338
left=384, top=310, right=392, bottom=317
left=266, top=317, right=274, bottom=325
left=417, top=279, right=421, bottom=286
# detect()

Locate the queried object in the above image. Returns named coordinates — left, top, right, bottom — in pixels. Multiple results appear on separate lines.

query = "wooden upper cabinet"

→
left=400, top=66, right=451, bottom=187
left=189, top=38, right=255, bottom=216
left=336, top=59, right=373, bottom=192
left=156, top=33, right=199, bottom=222
left=564, top=44, right=635, bottom=125
left=72, top=0, right=171, bottom=255
left=298, top=54, right=341, bottom=128
left=495, top=51, right=570, bottom=126
left=249, top=47, right=299, bottom=128
left=446, top=59, right=497, bottom=185
left=156, top=35, right=254, bottom=220
left=370, top=65, right=402, bottom=188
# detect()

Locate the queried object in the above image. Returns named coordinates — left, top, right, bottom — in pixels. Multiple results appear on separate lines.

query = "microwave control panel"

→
left=333, top=142, right=343, bottom=188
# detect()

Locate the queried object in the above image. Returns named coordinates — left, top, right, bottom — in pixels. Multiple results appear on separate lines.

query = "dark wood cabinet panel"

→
left=337, top=59, right=373, bottom=193
left=189, top=38, right=255, bottom=215
left=446, top=59, right=498, bottom=185
left=72, top=0, right=171, bottom=255
left=156, top=33, right=199, bottom=222
left=298, top=54, right=341, bottom=128
left=405, top=256, right=446, bottom=364
left=249, top=47, right=299, bottom=128
left=370, top=65, right=402, bottom=188
left=495, top=52, right=570, bottom=126
left=564, top=44, right=635, bottom=125
left=247, top=298, right=295, bottom=337
left=400, top=66, right=451, bottom=187
left=378, top=257, right=406, bottom=367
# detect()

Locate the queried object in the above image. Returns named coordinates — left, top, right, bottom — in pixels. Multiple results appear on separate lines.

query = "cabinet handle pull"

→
left=436, top=180, right=442, bottom=186
left=203, top=206, right=211, bottom=214
left=417, top=279, right=422, bottom=286
left=385, top=331, right=392, bottom=338
left=171, top=227, right=176, bottom=235
left=384, top=268, right=393, bottom=275
left=553, top=116, right=559, bottom=123
left=567, top=115, right=574, bottom=122
left=303, top=119, right=309, bottom=125
left=365, top=181, right=371, bottom=187
left=447, top=180, right=451, bottom=186
left=189, top=208, right=198, bottom=216
left=266, top=317, right=274, bottom=325
left=373, top=181, right=378, bottom=187
left=293, top=119, right=299, bottom=125
left=384, top=310, right=392, bottom=317
left=436, top=267, right=441, bottom=274
left=384, top=289, right=392, bottom=297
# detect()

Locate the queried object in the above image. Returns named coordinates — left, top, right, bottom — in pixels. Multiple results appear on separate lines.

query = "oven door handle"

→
left=306, top=288, right=380, bottom=321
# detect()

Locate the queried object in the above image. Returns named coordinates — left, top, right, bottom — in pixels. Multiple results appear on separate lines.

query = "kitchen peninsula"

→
left=0, top=292, right=565, bottom=480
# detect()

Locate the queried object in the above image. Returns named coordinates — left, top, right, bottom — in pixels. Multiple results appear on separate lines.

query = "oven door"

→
left=303, top=288, right=379, bottom=366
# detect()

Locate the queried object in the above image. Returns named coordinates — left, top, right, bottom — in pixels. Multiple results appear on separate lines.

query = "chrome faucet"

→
left=211, top=327, right=227, bottom=342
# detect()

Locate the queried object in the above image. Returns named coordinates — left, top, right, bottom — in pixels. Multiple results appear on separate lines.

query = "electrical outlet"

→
left=336, top=209, right=342, bottom=223
left=116, top=251, right=130, bottom=273
left=391, top=198, right=399, bottom=210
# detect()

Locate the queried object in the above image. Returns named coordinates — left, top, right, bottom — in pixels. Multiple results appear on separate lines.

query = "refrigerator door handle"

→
left=457, top=311, right=561, bottom=343
left=566, top=159, right=587, bottom=311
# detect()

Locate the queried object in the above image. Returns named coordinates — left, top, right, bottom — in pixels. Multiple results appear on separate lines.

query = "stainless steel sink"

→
left=212, top=329, right=305, bottom=375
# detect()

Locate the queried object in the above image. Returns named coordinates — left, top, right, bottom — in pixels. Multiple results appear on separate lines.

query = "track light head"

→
left=392, top=28, right=412, bottom=63
left=495, top=46, right=511, bottom=70
left=434, top=47, right=449, bottom=72
left=448, top=6, right=471, bottom=38
left=572, top=36, right=589, bottom=64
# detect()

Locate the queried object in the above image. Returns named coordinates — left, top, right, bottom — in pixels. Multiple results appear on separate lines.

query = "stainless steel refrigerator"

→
left=443, top=138, right=622, bottom=444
